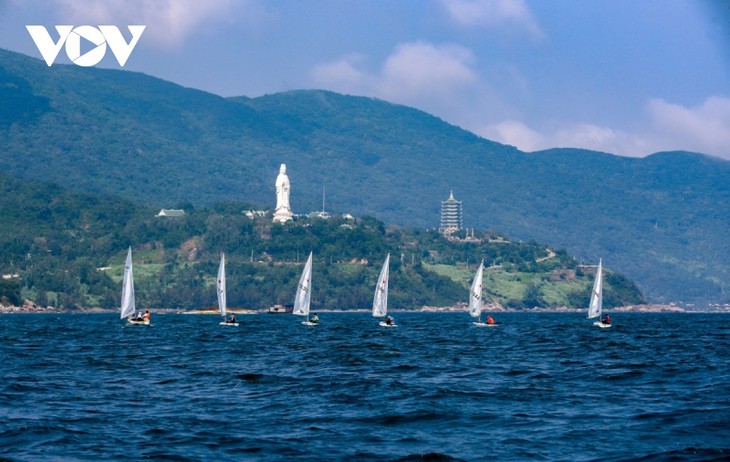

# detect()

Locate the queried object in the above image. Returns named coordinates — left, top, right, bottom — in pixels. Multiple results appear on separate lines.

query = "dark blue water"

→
left=1, top=313, right=728, bottom=461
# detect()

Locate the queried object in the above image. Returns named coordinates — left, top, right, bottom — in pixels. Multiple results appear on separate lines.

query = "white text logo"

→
left=26, top=25, right=146, bottom=67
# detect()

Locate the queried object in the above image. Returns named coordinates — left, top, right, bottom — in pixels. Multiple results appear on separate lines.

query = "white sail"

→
left=372, top=254, right=390, bottom=318
left=217, top=253, right=226, bottom=318
left=587, top=258, right=603, bottom=319
left=292, top=252, right=313, bottom=317
left=119, top=247, right=136, bottom=319
left=468, top=261, right=484, bottom=318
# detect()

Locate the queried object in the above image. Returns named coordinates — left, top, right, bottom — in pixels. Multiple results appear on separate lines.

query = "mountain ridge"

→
left=0, top=48, right=727, bottom=304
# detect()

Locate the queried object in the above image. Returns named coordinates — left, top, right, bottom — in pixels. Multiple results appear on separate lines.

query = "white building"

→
left=440, top=191, right=463, bottom=235
left=156, top=209, right=185, bottom=217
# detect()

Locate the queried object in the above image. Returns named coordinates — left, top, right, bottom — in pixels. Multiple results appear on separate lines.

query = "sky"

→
left=1, top=0, right=729, bottom=160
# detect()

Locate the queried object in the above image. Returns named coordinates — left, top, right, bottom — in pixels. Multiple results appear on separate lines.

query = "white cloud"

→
left=550, top=124, right=647, bottom=156
left=54, top=0, right=236, bottom=47
left=647, top=96, right=730, bottom=158
left=480, top=96, right=730, bottom=160
left=481, top=120, right=544, bottom=151
left=440, top=0, right=543, bottom=39
left=377, top=42, right=477, bottom=102
left=481, top=120, right=647, bottom=155
left=311, top=41, right=478, bottom=110
left=310, top=54, right=368, bottom=94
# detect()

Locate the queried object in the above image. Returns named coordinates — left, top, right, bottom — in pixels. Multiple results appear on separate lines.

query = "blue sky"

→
left=1, top=0, right=729, bottom=160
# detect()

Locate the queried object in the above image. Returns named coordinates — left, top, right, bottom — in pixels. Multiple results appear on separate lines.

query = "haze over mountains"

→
left=1, top=48, right=728, bottom=305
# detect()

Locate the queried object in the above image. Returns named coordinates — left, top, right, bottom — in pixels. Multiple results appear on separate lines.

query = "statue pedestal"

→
left=273, top=207, right=293, bottom=223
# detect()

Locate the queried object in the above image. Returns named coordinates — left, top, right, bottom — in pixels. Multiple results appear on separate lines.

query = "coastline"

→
left=2, top=301, right=728, bottom=314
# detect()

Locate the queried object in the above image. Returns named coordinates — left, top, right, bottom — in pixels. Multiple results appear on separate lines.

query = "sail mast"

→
left=120, top=247, right=136, bottom=319
left=587, top=259, right=603, bottom=319
left=217, top=253, right=226, bottom=318
left=373, top=254, right=390, bottom=318
left=293, top=252, right=313, bottom=317
left=468, top=260, right=484, bottom=319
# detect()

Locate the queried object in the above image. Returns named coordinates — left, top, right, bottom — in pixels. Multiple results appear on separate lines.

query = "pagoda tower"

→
left=440, top=190, right=463, bottom=236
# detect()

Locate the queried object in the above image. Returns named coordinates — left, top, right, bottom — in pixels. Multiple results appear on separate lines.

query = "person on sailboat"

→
left=143, top=310, right=150, bottom=321
left=486, top=315, right=495, bottom=325
left=309, top=313, right=319, bottom=324
left=602, top=314, right=611, bottom=325
left=227, top=313, right=236, bottom=324
left=386, top=315, right=394, bottom=326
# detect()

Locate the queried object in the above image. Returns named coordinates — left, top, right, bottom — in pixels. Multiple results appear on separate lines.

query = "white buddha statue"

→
left=273, top=163, right=293, bottom=223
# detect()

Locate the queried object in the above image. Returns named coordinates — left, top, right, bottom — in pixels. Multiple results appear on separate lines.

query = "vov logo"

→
left=26, top=25, right=146, bottom=67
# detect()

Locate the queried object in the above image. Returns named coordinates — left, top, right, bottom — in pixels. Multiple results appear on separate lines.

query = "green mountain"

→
left=0, top=48, right=727, bottom=304
left=0, top=171, right=644, bottom=310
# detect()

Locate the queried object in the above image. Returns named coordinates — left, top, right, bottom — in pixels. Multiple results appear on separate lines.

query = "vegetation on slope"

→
left=0, top=173, right=643, bottom=310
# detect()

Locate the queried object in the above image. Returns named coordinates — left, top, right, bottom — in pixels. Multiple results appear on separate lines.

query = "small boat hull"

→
left=267, top=305, right=293, bottom=314
left=219, top=322, right=239, bottom=327
left=593, top=321, right=611, bottom=328
left=127, top=318, right=150, bottom=326
left=378, top=321, right=397, bottom=328
left=301, top=321, right=318, bottom=326
left=473, top=322, right=498, bottom=327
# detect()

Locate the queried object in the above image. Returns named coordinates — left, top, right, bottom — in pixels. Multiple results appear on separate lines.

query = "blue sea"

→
left=1, top=312, right=728, bottom=461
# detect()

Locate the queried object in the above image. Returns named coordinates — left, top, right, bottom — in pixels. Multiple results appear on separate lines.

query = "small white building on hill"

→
left=156, top=209, right=185, bottom=217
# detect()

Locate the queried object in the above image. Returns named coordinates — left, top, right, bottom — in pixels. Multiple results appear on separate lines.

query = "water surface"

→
left=1, top=312, right=728, bottom=461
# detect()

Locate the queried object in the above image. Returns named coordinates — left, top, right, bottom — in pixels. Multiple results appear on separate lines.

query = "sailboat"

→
left=587, top=258, right=611, bottom=328
left=293, top=252, right=317, bottom=326
left=120, top=247, right=149, bottom=326
left=469, top=260, right=496, bottom=327
left=373, top=254, right=396, bottom=327
left=217, top=254, right=238, bottom=326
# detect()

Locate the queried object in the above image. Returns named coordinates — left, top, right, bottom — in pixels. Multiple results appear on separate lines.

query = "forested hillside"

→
left=0, top=48, right=727, bottom=303
left=0, top=173, right=644, bottom=310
